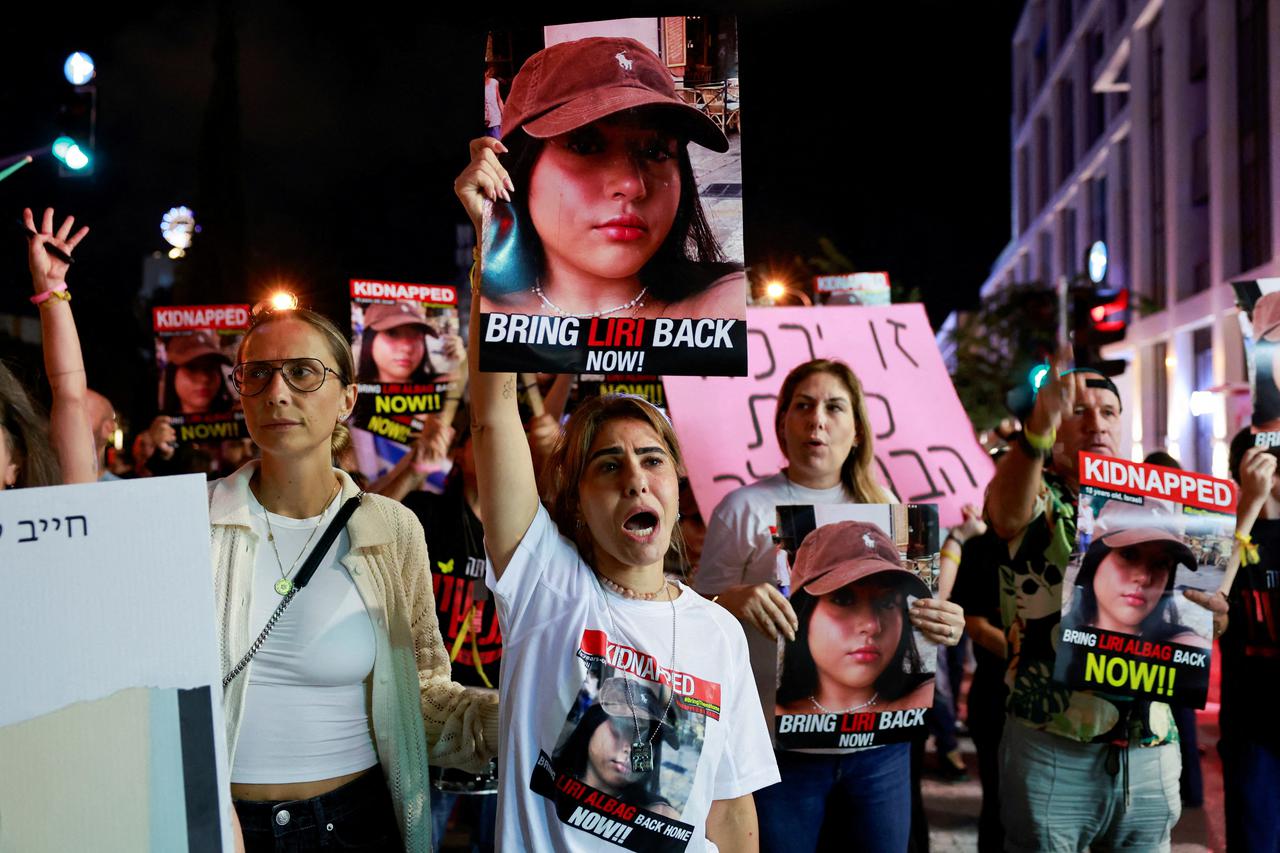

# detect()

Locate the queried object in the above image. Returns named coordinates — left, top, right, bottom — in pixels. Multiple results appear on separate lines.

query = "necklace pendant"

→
left=630, top=742, right=653, bottom=774
left=274, top=577, right=293, bottom=596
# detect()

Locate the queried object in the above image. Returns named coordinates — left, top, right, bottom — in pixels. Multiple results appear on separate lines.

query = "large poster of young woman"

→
left=477, top=16, right=747, bottom=376
left=1233, top=279, right=1280, bottom=446
left=771, top=503, right=939, bottom=750
left=1054, top=452, right=1236, bottom=707
left=152, top=304, right=249, bottom=444
left=349, top=278, right=462, bottom=445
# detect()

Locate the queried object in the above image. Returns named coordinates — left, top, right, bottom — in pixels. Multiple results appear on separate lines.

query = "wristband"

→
left=940, top=547, right=962, bottom=566
left=1024, top=425, right=1056, bottom=451
left=1016, top=430, right=1052, bottom=461
left=30, top=282, right=68, bottom=305
left=1235, top=531, right=1261, bottom=566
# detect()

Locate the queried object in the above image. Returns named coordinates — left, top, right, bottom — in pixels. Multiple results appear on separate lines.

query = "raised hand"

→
left=454, top=137, right=514, bottom=232
left=1027, top=343, right=1076, bottom=437
left=24, top=207, right=89, bottom=294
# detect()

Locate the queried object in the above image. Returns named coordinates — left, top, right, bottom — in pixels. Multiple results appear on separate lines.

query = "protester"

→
left=458, top=140, right=778, bottom=850
left=85, top=389, right=120, bottom=480
left=948, top=526, right=1008, bottom=853
left=1221, top=430, right=1280, bottom=850
left=696, top=358, right=964, bottom=852
left=400, top=421, right=502, bottom=852
left=775, top=520, right=935, bottom=716
left=356, top=302, right=463, bottom=384
left=4, top=207, right=98, bottom=487
left=983, top=347, right=1224, bottom=851
left=478, top=37, right=744, bottom=320
left=213, top=305, right=497, bottom=853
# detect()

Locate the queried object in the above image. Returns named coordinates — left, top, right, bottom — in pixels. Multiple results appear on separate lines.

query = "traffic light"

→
left=56, top=84, right=96, bottom=177
left=1071, top=285, right=1128, bottom=374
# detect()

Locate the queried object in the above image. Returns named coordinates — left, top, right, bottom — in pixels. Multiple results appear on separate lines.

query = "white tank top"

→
left=230, top=490, right=379, bottom=783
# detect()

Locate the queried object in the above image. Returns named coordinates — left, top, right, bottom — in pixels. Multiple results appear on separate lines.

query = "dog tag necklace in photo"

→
left=598, top=574, right=678, bottom=774
left=263, top=481, right=341, bottom=595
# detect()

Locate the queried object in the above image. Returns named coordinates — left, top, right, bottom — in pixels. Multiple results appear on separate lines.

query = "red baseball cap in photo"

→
left=790, top=520, right=931, bottom=600
left=503, top=37, right=729, bottom=153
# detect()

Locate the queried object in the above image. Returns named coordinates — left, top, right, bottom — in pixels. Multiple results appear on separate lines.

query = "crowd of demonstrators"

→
left=9, top=177, right=1267, bottom=853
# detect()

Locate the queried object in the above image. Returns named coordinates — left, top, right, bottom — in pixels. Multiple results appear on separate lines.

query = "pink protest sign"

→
left=664, top=304, right=993, bottom=527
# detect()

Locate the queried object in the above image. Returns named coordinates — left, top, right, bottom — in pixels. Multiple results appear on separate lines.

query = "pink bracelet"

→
left=30, top=282, right=68, bottom=304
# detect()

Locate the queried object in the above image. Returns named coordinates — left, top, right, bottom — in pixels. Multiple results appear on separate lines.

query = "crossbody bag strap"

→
left=222, top=493, right=364, bottom=690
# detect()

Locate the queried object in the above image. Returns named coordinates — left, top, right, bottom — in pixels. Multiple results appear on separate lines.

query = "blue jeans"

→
left=755, top=744, right=912, bottom=853
left=1220, top=738, right=1280, bottom=852
left=430, top=791, right=496, bottom=853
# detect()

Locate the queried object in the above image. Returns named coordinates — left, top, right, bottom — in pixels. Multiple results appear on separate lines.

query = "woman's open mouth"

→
left=622, top=509, right=659, bottom=541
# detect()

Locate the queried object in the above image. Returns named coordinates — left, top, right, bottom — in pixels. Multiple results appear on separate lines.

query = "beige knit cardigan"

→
left=208, top=462, right=499, bottom=851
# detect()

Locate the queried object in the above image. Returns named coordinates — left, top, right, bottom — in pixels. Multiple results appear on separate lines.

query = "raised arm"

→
left=454, top=137, right=538, bottom=575
left=24, top=207, right=97, bottom=484
left=985, top=345, right=1074, bottom=540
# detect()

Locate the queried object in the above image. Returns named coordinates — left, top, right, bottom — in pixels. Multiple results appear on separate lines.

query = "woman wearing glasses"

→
left=210, top=306, right=498, bottom=853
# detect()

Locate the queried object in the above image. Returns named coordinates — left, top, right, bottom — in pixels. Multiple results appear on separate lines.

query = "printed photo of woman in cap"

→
left=466, top=36, right=745, bottom=321
left=355, top=301, right=464, bottom=385
left=776, top=520, right=935, bottom=717
left=1063, top=499, right=1210, bottom=648
left=159, top=330, right=237, bottom=414
left=553, top=676, right=682, bottom=819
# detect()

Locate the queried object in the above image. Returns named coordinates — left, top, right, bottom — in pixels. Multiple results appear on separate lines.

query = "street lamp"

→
left=764, top=279, right=812, bottom=306
left=63, top=52, right=96, bottom=86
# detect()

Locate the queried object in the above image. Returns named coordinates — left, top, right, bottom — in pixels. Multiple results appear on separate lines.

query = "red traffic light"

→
left=1090, top=289, right=1128, bottom=333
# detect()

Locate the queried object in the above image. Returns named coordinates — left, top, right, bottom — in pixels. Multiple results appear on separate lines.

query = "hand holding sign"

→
left=455, top=137, right=513, bottom=233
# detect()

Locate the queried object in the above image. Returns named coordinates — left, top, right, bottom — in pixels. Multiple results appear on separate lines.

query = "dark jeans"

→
left=1220, top=737, right=1280, bottom=852
left=1172, top=704, right=1203, bottom=807
left=756, top=743, right=912, bottom=853
left=430, top=791, right=497, bottom=853
left=235, top=771, right=402, bottom=853
left=966, top=679, right=1005, bottom=853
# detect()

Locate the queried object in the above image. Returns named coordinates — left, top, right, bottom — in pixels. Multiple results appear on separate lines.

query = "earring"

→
left=676, top=512, right=683, bottom=522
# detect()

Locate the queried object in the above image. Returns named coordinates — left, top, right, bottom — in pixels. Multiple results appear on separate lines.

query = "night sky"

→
left=0, top=1, right=1023, bottom=424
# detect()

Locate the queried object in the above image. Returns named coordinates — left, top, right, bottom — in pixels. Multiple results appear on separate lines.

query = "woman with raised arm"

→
left=3, top=208, right=98, bottom=487
left=211, top=305, right=497, bottom=853
left=457, top=136, right=777, bottom=852
left=696, top=358, right=966, bottom=852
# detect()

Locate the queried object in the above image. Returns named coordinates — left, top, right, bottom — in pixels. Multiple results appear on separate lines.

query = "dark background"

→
left=0, top=1, right=1023, bottom=428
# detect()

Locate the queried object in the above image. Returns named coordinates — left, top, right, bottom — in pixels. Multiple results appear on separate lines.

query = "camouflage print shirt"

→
left=998, top=471, right=1176, bottom=745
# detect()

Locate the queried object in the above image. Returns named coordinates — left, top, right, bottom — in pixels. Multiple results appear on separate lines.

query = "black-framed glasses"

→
left=231, top=358, right=346, bottom=397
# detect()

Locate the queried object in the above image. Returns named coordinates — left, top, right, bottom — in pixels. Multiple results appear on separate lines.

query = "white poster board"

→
left=0, top=475, right=231, bottom=853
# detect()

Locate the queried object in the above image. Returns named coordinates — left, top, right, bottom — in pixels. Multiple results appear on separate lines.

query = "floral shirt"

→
left=997, top=471, right=1176, bottom=745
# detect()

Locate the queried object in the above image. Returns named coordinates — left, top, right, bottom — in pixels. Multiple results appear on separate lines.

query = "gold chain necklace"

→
left=262, top=480, right=341, bottom=596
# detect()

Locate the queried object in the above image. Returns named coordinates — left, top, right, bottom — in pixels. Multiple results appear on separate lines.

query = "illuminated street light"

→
left=764, top=279, right=813, bottom=307
left=161, top=206, right=197, bottom=249
left=63, top=52, right=96, bottom=86
left=270, top=292, right=299, bottom=311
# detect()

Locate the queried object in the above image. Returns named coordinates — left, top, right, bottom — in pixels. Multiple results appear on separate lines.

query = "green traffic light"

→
left=51, top=136, right=91, bottom=171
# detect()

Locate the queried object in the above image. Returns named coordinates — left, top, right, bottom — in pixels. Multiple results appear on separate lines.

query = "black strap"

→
left=222, top=492, right=364, bottom=690
left=293, top=494, right=363, bottom=590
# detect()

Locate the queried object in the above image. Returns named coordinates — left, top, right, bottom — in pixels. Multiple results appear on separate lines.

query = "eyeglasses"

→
left=231, top=358, right=346, bottom=397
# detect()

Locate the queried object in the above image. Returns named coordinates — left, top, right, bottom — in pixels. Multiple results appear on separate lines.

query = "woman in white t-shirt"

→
left=457, top=139, right=779, bottom=852
left=696, top=358, right=965, bottom=852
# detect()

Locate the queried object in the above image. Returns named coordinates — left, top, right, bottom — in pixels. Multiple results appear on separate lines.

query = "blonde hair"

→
left=545, top=395, right=687, bottom=570
left=238, top=308, right=356, bottom=458
left=774, top=359, right=892, bottom=503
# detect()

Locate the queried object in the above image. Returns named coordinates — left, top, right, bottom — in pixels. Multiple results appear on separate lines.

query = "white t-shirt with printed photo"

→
left=488, top=505, right=779, bottom=852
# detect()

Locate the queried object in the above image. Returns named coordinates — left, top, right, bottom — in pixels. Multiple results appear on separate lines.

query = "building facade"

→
left=980, top=0, right=1280, bottom=476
